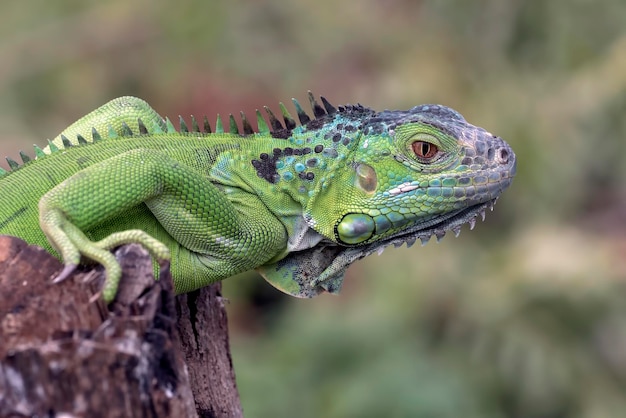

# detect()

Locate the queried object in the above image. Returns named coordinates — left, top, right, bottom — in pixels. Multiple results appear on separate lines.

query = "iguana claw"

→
left=51, top=263, right=78, bottom=283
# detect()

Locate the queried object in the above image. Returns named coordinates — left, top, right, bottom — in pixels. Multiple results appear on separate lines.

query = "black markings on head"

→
left=368, top=124, right=384, bottom=135
left=283, top=147, right=312, bottom=157
left=306, top=118, right=326, bottom=130
left=271, top=129, right=292, bottom=139
left=252, top=154, right=279, bottom=184
left=252, top=146, right=325, bottom=184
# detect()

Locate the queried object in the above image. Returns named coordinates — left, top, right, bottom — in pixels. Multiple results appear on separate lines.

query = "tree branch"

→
left=0, top=235, right=242, bottom=417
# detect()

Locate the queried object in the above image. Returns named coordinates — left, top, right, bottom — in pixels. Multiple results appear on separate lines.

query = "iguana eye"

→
left=411, top=141, right=438, bottom=160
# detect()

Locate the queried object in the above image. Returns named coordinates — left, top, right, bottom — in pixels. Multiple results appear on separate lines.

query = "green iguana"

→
left=0, top=93, right=516, bottom=302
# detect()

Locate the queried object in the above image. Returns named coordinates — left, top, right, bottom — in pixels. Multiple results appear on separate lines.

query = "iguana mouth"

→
left=295, top=198, right=502, bottom=297
left=257, top=198, right=503, bottom=299
left=374, top=198, right=499, bottom=252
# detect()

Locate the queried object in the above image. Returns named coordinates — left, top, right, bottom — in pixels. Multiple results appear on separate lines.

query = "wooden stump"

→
left=0, top=235, right=243, bottom=418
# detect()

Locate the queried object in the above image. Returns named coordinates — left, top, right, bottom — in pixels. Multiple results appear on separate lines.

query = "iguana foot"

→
left=41, top=208, right=170, bottom=302
left=94, top=230, right=170, bottom=261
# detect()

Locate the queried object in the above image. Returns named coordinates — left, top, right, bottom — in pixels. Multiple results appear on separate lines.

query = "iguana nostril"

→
left=497, top=148, right=509, bottom=164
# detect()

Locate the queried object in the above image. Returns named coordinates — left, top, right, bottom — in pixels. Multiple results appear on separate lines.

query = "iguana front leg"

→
left=39, top=148, right=287, bottom=302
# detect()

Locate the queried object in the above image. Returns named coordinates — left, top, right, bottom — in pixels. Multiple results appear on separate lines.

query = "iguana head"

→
left=258, top=98, right=516, bottom=297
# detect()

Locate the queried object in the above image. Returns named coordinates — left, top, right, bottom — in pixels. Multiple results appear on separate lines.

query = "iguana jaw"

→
left=309, top=198, right=501, bottom=293
left=373, top=198, right=499, bottom=251
left=258, top=197, right=503, bottom=299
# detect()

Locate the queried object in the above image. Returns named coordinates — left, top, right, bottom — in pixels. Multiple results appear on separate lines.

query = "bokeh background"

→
left=1, top=1, right=626, bottom=417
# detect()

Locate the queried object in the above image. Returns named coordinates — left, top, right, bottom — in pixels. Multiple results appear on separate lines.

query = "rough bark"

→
left=0, top=235, right=242, bottom=417
left=176, top=286, right=244, bottom=418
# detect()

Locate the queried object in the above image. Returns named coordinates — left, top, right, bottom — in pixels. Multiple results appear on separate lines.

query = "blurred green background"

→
left=1, top=1, right=626, bottom=417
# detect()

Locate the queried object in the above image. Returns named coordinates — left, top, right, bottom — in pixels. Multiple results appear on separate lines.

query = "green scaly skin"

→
left=0, top=93, right=516, bottom=302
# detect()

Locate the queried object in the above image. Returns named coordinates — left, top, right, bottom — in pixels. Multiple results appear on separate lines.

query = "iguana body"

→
left=0, top=93, right=516, bottom=301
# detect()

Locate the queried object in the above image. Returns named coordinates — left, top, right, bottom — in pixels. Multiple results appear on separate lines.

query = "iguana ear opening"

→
left=256, top=245, right=346, bottom=298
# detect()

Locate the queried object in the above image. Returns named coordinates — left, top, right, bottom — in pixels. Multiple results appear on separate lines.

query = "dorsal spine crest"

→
left=2, top=92, right=369, bottom=176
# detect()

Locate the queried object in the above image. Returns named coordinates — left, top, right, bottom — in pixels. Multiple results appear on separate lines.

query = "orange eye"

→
left=412, top=141, right=438, bottom=159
